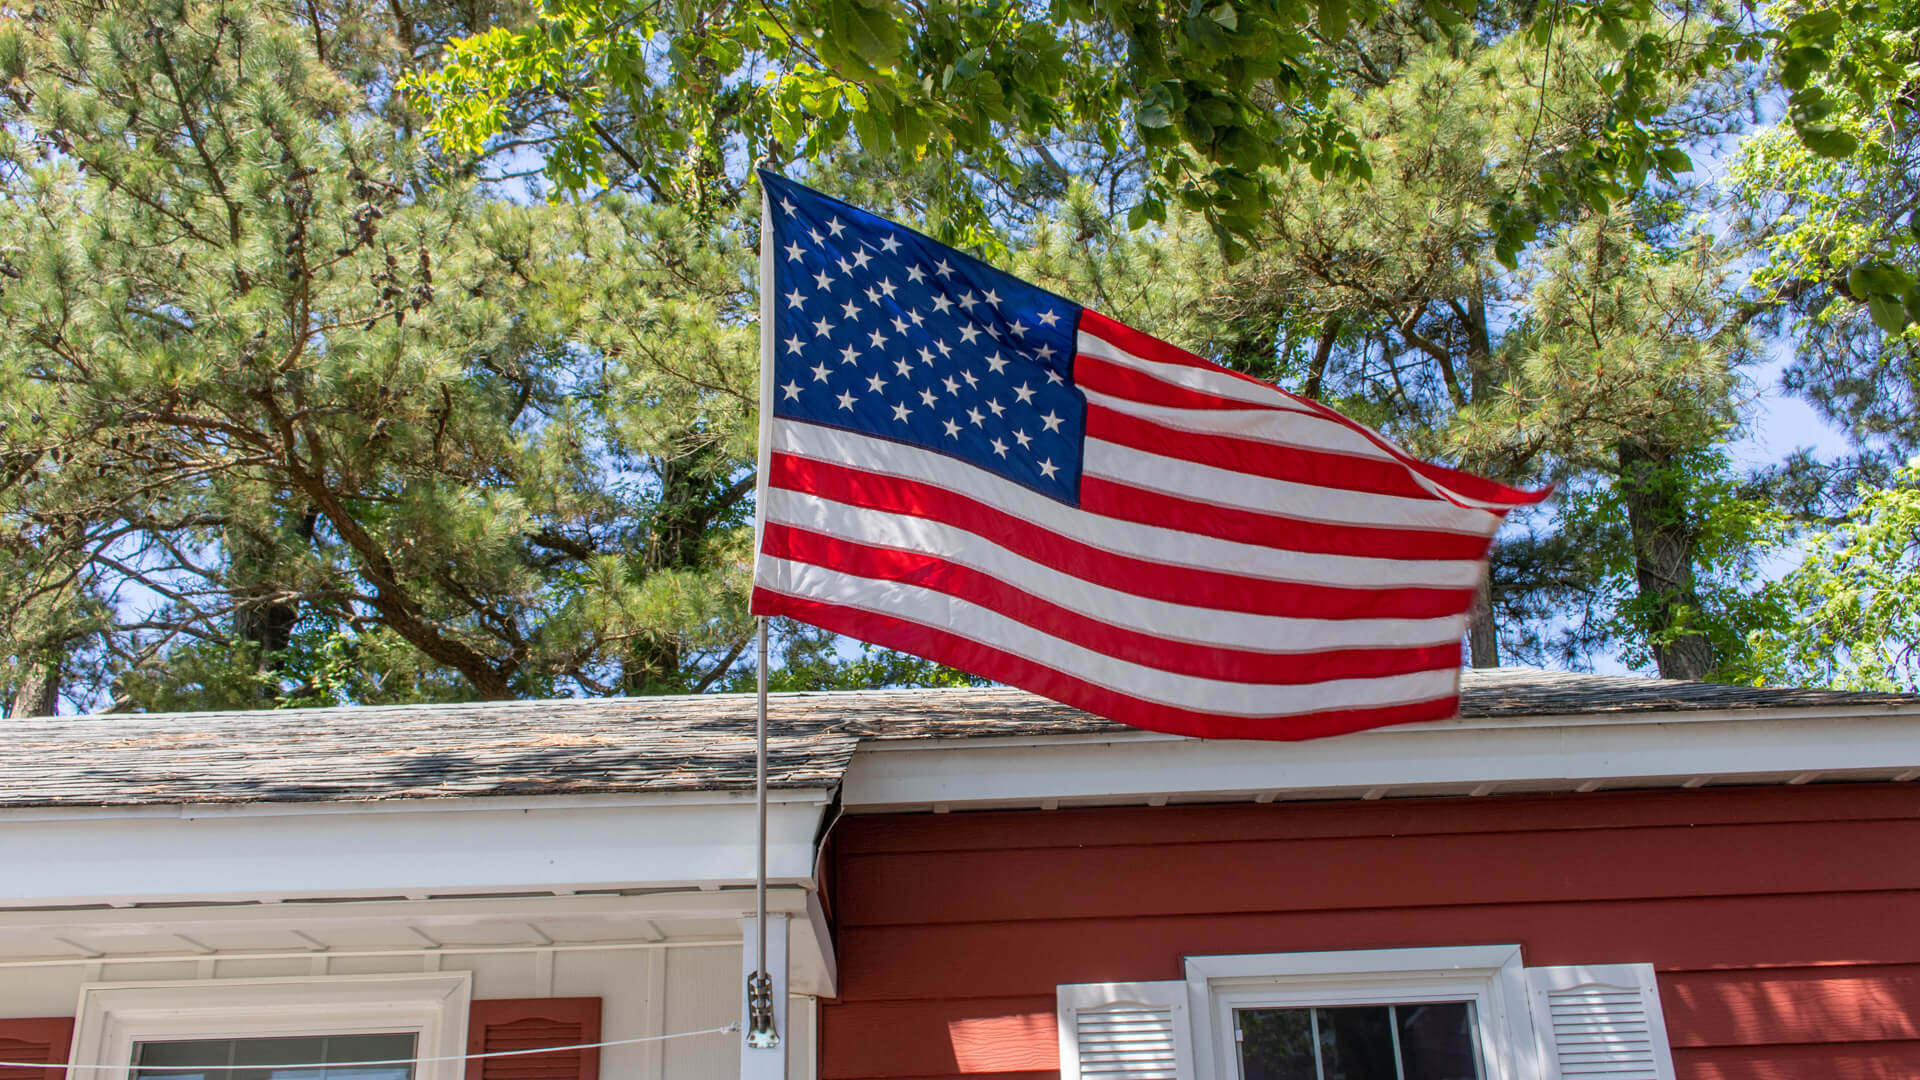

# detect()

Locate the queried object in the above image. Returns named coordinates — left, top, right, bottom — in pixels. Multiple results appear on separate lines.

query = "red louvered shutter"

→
left=0, top=1018, right=74, bottom=1080
left=464, top=999, right=600, bottom=1080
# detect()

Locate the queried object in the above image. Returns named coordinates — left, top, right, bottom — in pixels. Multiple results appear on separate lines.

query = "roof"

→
left=3, top=668, right=1917, bottom=809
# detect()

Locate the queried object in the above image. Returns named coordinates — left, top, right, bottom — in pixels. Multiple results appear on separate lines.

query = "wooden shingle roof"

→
left=3, top=668, right=1915, bottom=808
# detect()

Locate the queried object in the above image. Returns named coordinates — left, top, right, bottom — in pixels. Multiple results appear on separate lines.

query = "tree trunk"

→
left=1463, top=283, right=1500, bottom=669
left=1467, top=573, right=1499, bottom=667
left=230, top=506, right=318, bottom=703
left=1617, top=441, right=1714, bottom=680
left=9, top=655, right=59, bottom=716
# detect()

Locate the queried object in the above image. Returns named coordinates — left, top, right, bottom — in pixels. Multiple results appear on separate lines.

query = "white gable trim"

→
left=841, top=705, right=1920, bottom=811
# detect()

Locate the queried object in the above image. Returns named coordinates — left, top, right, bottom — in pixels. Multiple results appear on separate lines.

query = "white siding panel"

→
left=664, top=944, right=740, bottom=1080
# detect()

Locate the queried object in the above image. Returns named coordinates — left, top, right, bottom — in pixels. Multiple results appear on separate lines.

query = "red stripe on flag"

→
left=750, top=588, right=1464, bottom=740
left=1086, top=403, right=1441, bottom=502
left=1080, top=309, right=1295, bottom=397
left=1074, top=350, right=1260, bottom=412
left=763, top=524, right=1463, bottom=683
left=767, top=455, right=1476, bottom=618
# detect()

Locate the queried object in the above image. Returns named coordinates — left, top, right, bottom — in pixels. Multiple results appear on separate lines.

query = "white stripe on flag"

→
left=755, top=556, right=1465, bottom=715
left=762, top=488, right=1469, bottom=648
left=1084, top=439, right=1503, bottom=535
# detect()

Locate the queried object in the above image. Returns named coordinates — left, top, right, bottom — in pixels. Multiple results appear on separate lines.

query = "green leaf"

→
left=1318, top=0, right=1349, bottom=40
left=1784, top=9, right=1842, bottom=44
left=1796, top=121, right=1859, bottom=158
left=1192, top=95, right=1235, bottom=124
left=1652, top=147, right=1692, bottom=173
left=1184, top=11, right=1231, bottom=54
left=1421, top=0, right=1461, bottom=29
left=819, top=0, right=905, bottom=73
left=1867, top=293, right=1910, bottom=333
left=1848, top=262, right=1918, bottom=298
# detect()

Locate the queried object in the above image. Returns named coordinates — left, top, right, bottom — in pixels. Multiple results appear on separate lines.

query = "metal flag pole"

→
left=744, top=172, right=780, bottom=1054
left=745, top=615, right=778, bottom=1048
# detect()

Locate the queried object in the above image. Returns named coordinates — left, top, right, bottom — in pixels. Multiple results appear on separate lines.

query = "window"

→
left=1058, top=946, right=1677, bottom=1080
left=69, top=974, right=470, bottom=1080
left=131, top=1034, right=419, bottom=1080
left=1192, top=946, right=1526, bottom=1080
left=1233, top=1001, right=1482, bottom=1080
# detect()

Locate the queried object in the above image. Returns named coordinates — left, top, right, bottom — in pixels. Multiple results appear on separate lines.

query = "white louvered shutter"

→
left=1525, top=964, right=1677, bottom=1080
left=1056, top=979, right=1194, bottom=1080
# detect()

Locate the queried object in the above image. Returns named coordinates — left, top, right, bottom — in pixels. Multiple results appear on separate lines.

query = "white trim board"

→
left=841, top=707, right=1920, bottom=811
left=0, top=795, right=833, bottom=907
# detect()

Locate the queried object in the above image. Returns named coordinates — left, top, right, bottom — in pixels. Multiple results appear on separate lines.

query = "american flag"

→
left=749, top=172, right=1547, bottom=740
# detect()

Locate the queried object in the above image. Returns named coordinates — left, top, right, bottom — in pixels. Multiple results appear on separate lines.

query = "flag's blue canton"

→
left=761, top=172, right=1086, bottom=505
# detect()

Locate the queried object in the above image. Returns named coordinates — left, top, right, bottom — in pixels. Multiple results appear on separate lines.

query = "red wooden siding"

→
left=820, top=783, right=1920, bottom=1080
left=0, top=1018, right=73, bottom=1080
left=464, top=998, right=600, bottom=1080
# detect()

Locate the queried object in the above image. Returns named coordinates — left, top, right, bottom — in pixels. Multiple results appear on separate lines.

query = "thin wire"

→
left=0, top=1024, right=740, bottom=1073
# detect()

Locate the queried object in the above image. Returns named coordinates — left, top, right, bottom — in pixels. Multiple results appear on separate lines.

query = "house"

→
left=2, top=668, right=1918, bottom=1080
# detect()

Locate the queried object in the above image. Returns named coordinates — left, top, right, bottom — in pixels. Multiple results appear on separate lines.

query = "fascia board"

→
left=849, top=700, right=1920, bottom=752
left=841, top=707, right=1920, bottom=810
left=0, top=796, right=833, bottom=907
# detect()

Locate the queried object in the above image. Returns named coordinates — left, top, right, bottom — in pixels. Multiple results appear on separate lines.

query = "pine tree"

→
left=1015, top=30, right=1767, bottom=679
left=0, top=0, right=765, bottom=709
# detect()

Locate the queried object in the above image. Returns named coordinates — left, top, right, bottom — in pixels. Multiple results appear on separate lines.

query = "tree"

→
left=404, top=0, right=1758, bottom=261
left=1731, top=0, right=1920, bottom=484
left=1746, top=462, right=1920, bottom=691
left=0, top=0, right=767, bottom=710
left=1142, top=25, right=1760, bottom=676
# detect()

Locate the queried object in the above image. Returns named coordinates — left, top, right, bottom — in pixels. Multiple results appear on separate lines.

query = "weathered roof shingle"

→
left=2, top=669, right=1914, bottom=808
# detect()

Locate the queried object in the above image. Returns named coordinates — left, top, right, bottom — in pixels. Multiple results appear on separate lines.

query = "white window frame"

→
left=1185, top=945, right=1538, bottom=1080
left=68, top=973, right=472, bottom=1080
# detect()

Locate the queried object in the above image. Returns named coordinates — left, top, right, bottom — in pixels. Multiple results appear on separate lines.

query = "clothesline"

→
left=0, top=1023, right=741, bottom=1073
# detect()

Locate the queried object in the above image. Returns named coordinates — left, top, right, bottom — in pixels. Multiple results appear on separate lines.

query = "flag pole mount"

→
left=745, top=614, right=781, bottom=1050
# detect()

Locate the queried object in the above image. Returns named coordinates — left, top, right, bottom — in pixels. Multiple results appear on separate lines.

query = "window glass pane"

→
left=1235, top=1008, right=1317, bottom=1080
left=1396, top=1002, right=1481, bottom=1080
left=1316, top=1006, right=1398, bottom=1080
left=133, top=1034, right=417, bottom=1080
